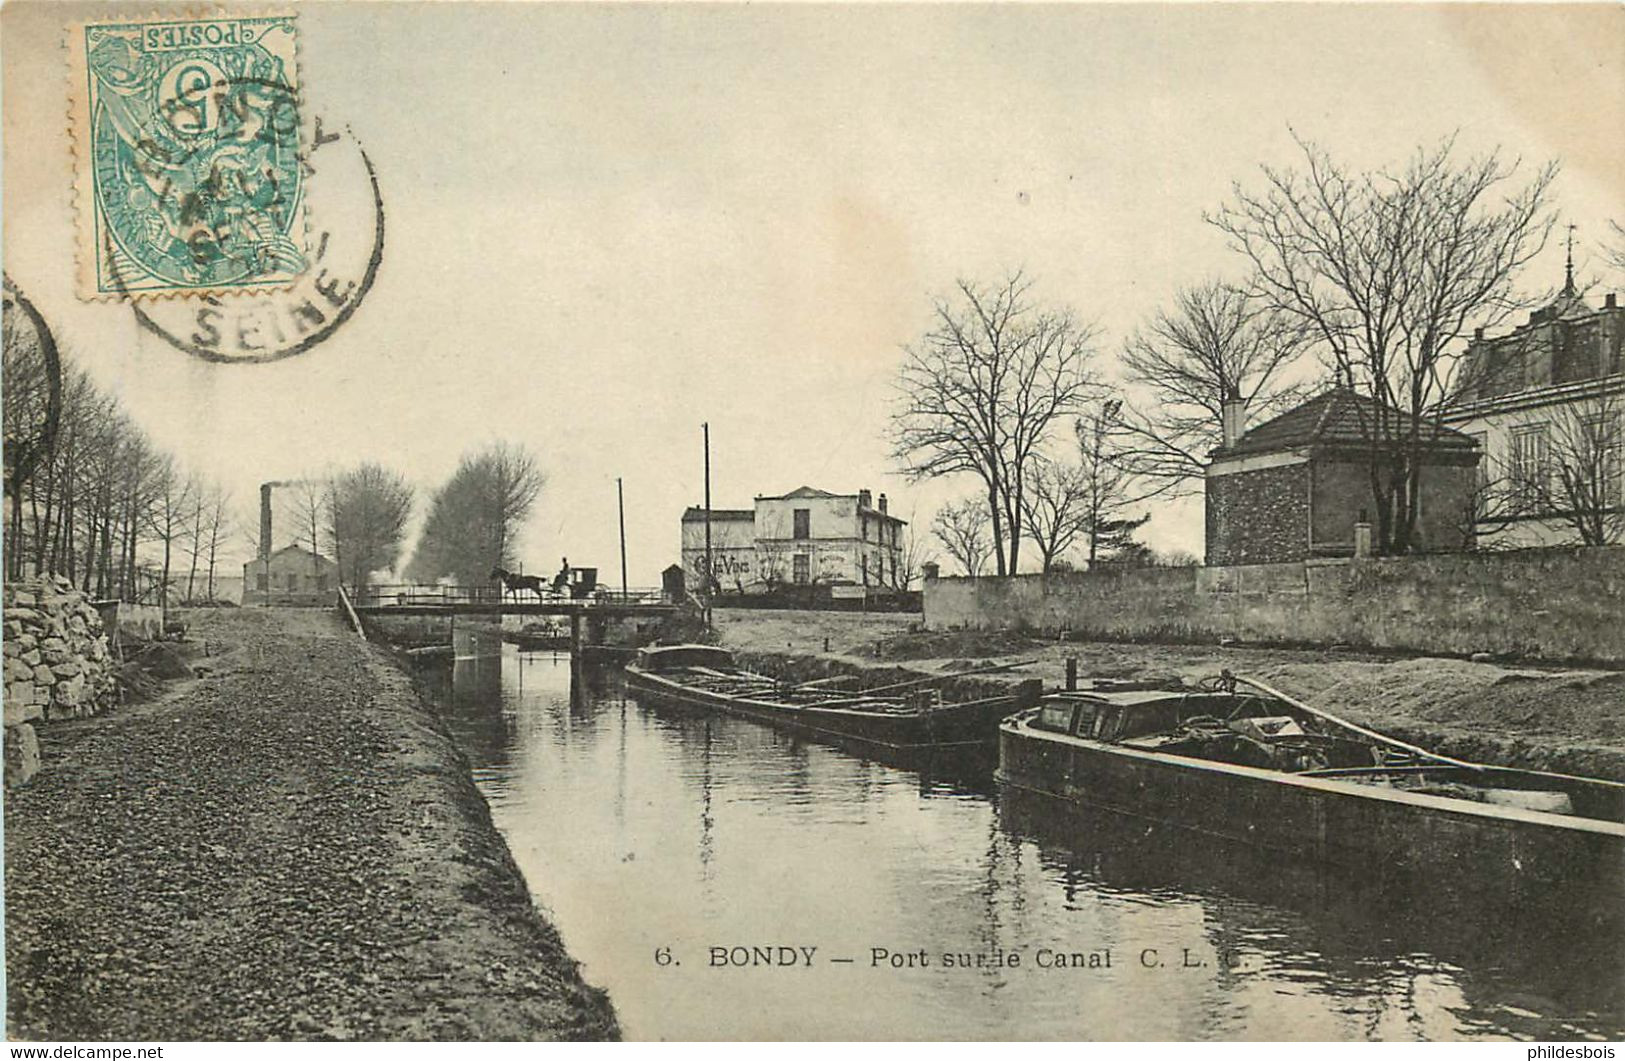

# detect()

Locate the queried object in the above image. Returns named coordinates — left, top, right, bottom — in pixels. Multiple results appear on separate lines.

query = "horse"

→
left=490, top=566, right=551, bottom=601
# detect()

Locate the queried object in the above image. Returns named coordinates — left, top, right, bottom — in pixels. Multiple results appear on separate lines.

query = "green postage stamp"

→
left=68, top=13, right=306, bottom=299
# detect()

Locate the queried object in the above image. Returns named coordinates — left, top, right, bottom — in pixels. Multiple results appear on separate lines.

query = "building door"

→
left=793, top=554, right=810, bottom=584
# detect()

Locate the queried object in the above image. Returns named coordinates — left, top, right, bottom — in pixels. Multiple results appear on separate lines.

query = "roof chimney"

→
left=1219, top=390, right=1248, bottom=450
left=1608, top=293, right=1618, bottom=309
left=878, top=493, right=888, bottom=514
left=858, top=488, right=872, bottom=509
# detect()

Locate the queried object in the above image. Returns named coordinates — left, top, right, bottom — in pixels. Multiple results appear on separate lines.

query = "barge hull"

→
left=998, top=724, right=1625, bottom=900
left=626, top=669, right=1014, bottom=761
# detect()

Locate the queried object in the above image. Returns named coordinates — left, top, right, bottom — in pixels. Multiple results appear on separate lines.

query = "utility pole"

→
left=703, top=422, right=713, bottom=627
left=617, top=476, right=628, bottom=599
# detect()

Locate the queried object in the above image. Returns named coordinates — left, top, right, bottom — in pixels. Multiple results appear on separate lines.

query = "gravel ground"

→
left=714, top=608, right=1625, bottom=779
left=4, top=608, right=618, bottom=1041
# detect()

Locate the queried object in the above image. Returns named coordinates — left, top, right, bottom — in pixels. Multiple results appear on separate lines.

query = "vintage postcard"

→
left=3, top=0, right=1623, bottom=1046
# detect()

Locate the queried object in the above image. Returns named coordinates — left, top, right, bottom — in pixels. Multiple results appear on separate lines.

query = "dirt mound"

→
left=112, top=662, right=165, bottom=703
left=653, top=603, right=717, bottom=646
left=877, top=628, right=1044, bottom=661
left=123, top=640, right=196, bottom=681
left=1253, top=657, right=1625, bottom=746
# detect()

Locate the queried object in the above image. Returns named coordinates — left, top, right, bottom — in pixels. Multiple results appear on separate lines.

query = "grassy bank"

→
left=4, top=608, right=618, bottom=1041
left=714, top=608, right=1625, bottom=781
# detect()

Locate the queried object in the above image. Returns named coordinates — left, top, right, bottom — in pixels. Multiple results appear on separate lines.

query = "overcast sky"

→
left=5, top=2, right=1622, bottom=583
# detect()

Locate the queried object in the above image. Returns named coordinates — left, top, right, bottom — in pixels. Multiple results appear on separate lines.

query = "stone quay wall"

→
left=4, top=576, right=120, bottom=787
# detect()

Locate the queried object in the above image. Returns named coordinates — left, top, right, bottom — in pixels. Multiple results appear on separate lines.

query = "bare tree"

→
left=115, top=432, right=165, bottom=601
left=283, top=477, right=331, bottom=557
left=756, top=546, right=788, bottom=594
left=3, top=280, right=62, bottom=577
left=178, top=482, right=235, bottom=602
left=1513, top=384, right=1625, bottom=546
left=1454, top=450, right=1528, bottom=550
left=142, top=458, right=197, bottom=610
left=1605, top=220, right=1625, bottom=276
left=931, top=496, right=992, bottom=578
left=1210, top=132, right=1558, bottom=554
left=1075, top=401, right=1152, bottom=564
left=891, top=270, right=1098, bottom=575
left=1020, top=459, right=1092, bottom=573
left=278, top=475, right=340, bottom=593
left=1117, top=280, right=1312, bottom=492
left=329, top=463, right=414, bottom=590
left=201, top=486, right=233, bottom=600
left=890, top=513, right=936, bottom=591
left=406, top=442, right=544, bottom=584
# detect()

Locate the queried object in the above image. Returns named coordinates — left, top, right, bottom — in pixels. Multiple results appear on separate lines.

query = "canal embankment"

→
left=4, top=607, right=618, bottom=1041
left=716, top=608, right=1625, bottom=782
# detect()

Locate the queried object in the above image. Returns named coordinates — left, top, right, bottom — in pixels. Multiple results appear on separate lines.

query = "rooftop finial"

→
left=1564, top=222, right=1577, bottom=295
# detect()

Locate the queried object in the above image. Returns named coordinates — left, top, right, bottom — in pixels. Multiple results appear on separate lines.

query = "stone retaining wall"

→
left=4, top=576, right=119, bottom=787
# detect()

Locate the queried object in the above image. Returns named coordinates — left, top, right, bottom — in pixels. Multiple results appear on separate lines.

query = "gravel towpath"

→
left=5, top=607, right=618, bottom=1041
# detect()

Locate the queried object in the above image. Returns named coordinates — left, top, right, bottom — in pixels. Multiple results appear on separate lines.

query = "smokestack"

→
left=1220, top=389, right=1248, bottom=450
left=260, top=483, right=274, bottom=560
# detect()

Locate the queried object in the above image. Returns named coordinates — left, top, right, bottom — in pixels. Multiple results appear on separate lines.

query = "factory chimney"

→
left=259, top=483, right=274, bottom=560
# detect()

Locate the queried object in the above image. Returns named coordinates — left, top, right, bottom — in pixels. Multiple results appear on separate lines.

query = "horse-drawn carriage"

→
left=489, top=564, right=605, bottom=602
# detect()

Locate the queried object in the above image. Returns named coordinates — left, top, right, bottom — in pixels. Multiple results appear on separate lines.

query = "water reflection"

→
left=426, top=646, right=1624, bottom=1041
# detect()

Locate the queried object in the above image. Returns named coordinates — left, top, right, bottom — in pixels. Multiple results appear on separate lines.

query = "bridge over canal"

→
left=340, top=584, right=679, bottom=656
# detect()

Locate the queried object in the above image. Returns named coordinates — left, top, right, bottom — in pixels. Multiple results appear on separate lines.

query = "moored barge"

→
left=626, top=644, right=1040, bottom=760
left=998, top=673, right=1625, bottom=895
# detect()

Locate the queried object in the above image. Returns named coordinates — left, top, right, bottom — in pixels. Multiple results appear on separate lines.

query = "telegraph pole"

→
left=617, top=476, right=628, bottom=599
left=703, top=422, right=713, bottom=627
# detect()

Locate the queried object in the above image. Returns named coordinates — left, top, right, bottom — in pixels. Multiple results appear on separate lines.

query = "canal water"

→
left=427, top=644, right=1623, bottom=1041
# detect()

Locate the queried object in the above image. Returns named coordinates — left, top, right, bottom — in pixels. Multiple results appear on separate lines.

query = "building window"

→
left=793, top=508, right=810, bottom=540
left=859, top=555, right=868, bottom=585
left=316, top=574, right=329, bottom=592
left=255, top=573, right=268, bottom=592
left=1469, top=432, right=1489, bottom=490
left=1586, top=413, right=1622, bottom=509
left=793, top=554, right=810, bottom=584
left=1510, top=424, right=1550, bottom=508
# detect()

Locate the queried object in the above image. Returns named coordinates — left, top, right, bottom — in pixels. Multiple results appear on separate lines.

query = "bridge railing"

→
left=349, top=583, right=668, bottom=608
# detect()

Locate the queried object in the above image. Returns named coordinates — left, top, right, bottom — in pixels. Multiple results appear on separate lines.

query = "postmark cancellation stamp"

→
left=68, top=13, right=306, bottom=300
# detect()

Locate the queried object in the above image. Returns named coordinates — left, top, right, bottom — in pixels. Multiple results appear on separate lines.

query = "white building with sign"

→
left=680, top=486, right=907, bottom=596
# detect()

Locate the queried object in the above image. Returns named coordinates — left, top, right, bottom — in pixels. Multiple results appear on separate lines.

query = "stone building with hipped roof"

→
left=1205, top=387, right=1481, bottom=566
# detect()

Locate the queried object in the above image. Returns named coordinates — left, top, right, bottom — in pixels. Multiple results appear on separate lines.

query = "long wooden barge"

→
left=997, top=674, right=1625, bottom=897
left=625, top=644, right=1039, bottom=759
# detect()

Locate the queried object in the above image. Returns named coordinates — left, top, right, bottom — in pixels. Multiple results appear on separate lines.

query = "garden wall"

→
left=922, top=546, right=1625, bottom=664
